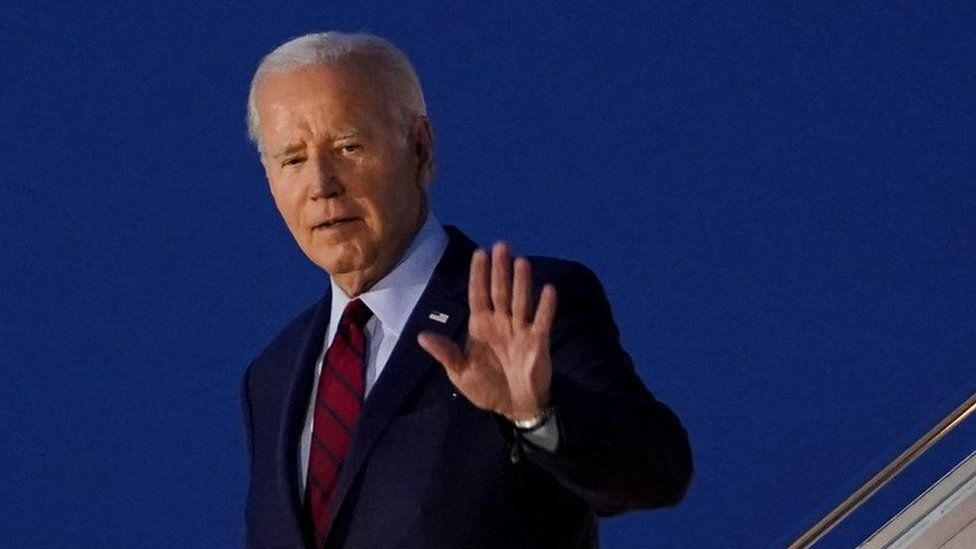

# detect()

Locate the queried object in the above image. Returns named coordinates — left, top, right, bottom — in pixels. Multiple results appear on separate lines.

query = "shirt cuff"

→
left=519, top=409, right=560, bottom=452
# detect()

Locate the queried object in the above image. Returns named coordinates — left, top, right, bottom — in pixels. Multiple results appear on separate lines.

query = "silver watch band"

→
left=511, top=405, right=554, bottom=432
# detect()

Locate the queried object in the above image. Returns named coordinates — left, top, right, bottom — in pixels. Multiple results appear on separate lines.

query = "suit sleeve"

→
left=519, top=263, right=693, bottom=516
left=241, top=362, right=254, bottom=459
left=240, top=362, right=257, bottom=547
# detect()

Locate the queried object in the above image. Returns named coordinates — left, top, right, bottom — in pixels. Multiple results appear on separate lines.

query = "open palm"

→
left=418, top=243, right=557, bottom=422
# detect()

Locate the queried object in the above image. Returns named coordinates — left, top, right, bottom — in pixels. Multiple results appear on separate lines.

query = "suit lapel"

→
left=329, top=227, right=477, bottom=527
left=278, top=288, right=333, bottom=527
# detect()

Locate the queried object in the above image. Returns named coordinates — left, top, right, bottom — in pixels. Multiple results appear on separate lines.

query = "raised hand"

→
left=418, top=242, right=558, bottom=422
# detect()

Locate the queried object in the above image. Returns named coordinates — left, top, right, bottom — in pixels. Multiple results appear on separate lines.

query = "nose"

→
left=309, top=155, right=343, bottom=200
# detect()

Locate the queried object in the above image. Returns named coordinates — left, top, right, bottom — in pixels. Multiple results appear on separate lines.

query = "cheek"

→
left=369, top=193, right=407, bottom=230
left=271, top=188, right=307, bottom=234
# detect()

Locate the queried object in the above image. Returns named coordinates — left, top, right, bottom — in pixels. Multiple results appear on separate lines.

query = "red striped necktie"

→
left=304, top=299, right=373, bottom=547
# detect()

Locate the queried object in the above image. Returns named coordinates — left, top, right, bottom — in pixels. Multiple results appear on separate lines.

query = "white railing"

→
left=789, top=391, right=976, bottom=548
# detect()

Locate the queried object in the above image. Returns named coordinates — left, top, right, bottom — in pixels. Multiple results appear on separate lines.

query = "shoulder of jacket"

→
left=524, top=256, right=602, bottom=291
left=248, top=297, right=326, bottom=370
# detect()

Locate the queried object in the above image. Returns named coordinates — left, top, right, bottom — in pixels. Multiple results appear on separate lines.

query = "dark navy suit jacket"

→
left=241, top=227, right=692, bottom=548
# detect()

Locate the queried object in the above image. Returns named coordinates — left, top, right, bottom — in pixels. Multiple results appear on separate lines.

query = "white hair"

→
left=246, top=32, right=428, bottom=151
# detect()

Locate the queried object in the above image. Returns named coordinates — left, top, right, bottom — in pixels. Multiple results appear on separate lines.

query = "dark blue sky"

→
left=2, top=2, right=973, bottom=547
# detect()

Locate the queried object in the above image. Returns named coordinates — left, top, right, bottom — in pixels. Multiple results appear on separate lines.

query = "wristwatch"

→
left=511, top=405, right=555, bottom=433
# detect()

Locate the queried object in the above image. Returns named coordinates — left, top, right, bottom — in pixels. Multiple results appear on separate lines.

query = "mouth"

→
left=313, top=217, right=359, bottom=230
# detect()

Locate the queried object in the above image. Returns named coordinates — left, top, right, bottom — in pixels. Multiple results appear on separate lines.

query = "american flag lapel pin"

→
left=428, top=311, right=450, bottom=324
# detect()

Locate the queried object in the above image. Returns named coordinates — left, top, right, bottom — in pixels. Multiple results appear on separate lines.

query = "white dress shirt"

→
left=299, top=213, right=557, bottom=495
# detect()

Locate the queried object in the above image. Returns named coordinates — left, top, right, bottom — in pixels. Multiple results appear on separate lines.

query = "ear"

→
left=410, top=116, right=434, bottom=189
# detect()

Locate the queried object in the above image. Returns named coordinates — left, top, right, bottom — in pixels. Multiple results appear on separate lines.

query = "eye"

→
left=338, top=143, right=361, bottom=155
left=281, top=156, right=305, bottom=168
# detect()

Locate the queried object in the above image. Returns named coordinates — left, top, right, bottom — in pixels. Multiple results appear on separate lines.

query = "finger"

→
left=512, top=257, right=532, bottom=324
left=532, top=284, right=558, bottom=335
left=490, top=242, right=512, bottom=314
left=468, top=249, right=490, bottom=314
left=418, top=332, right=466, bottom=374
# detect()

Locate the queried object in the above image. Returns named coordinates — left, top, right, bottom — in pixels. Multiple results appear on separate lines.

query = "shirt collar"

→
left=328, top=213, right=449, bottom=337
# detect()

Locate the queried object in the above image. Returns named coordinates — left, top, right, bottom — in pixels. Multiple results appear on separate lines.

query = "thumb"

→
left=417, top=332, right=465, bottom=374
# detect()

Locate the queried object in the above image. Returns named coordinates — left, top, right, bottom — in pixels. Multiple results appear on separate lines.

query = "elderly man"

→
left=241, top=32, right=692, bottom=549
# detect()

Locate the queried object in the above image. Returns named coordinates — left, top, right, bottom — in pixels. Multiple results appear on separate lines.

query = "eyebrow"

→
left=271, top=143, right=305, bottom=159
left=268, top=130, right=365, bottom=158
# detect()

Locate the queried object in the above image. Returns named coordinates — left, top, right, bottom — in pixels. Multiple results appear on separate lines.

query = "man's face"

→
left=254, top=64, right=432, bottom=296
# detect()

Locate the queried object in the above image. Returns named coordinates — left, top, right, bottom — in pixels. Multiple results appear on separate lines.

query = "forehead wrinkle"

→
left=258, top=68, right=394, bottom=155
left=290, top=100, right=365, bottom=138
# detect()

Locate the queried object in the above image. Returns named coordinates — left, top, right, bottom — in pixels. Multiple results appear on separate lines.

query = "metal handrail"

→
left=789, top=390, right=976, bottom=548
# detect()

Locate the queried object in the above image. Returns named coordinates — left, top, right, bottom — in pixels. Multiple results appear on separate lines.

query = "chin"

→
left=314, top=257, right=359, bottom=276
left=309, top=247, right=369, bottom=277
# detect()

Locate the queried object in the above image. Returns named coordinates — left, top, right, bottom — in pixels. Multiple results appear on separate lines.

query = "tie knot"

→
left=341, top=299, right=373, bottom=329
